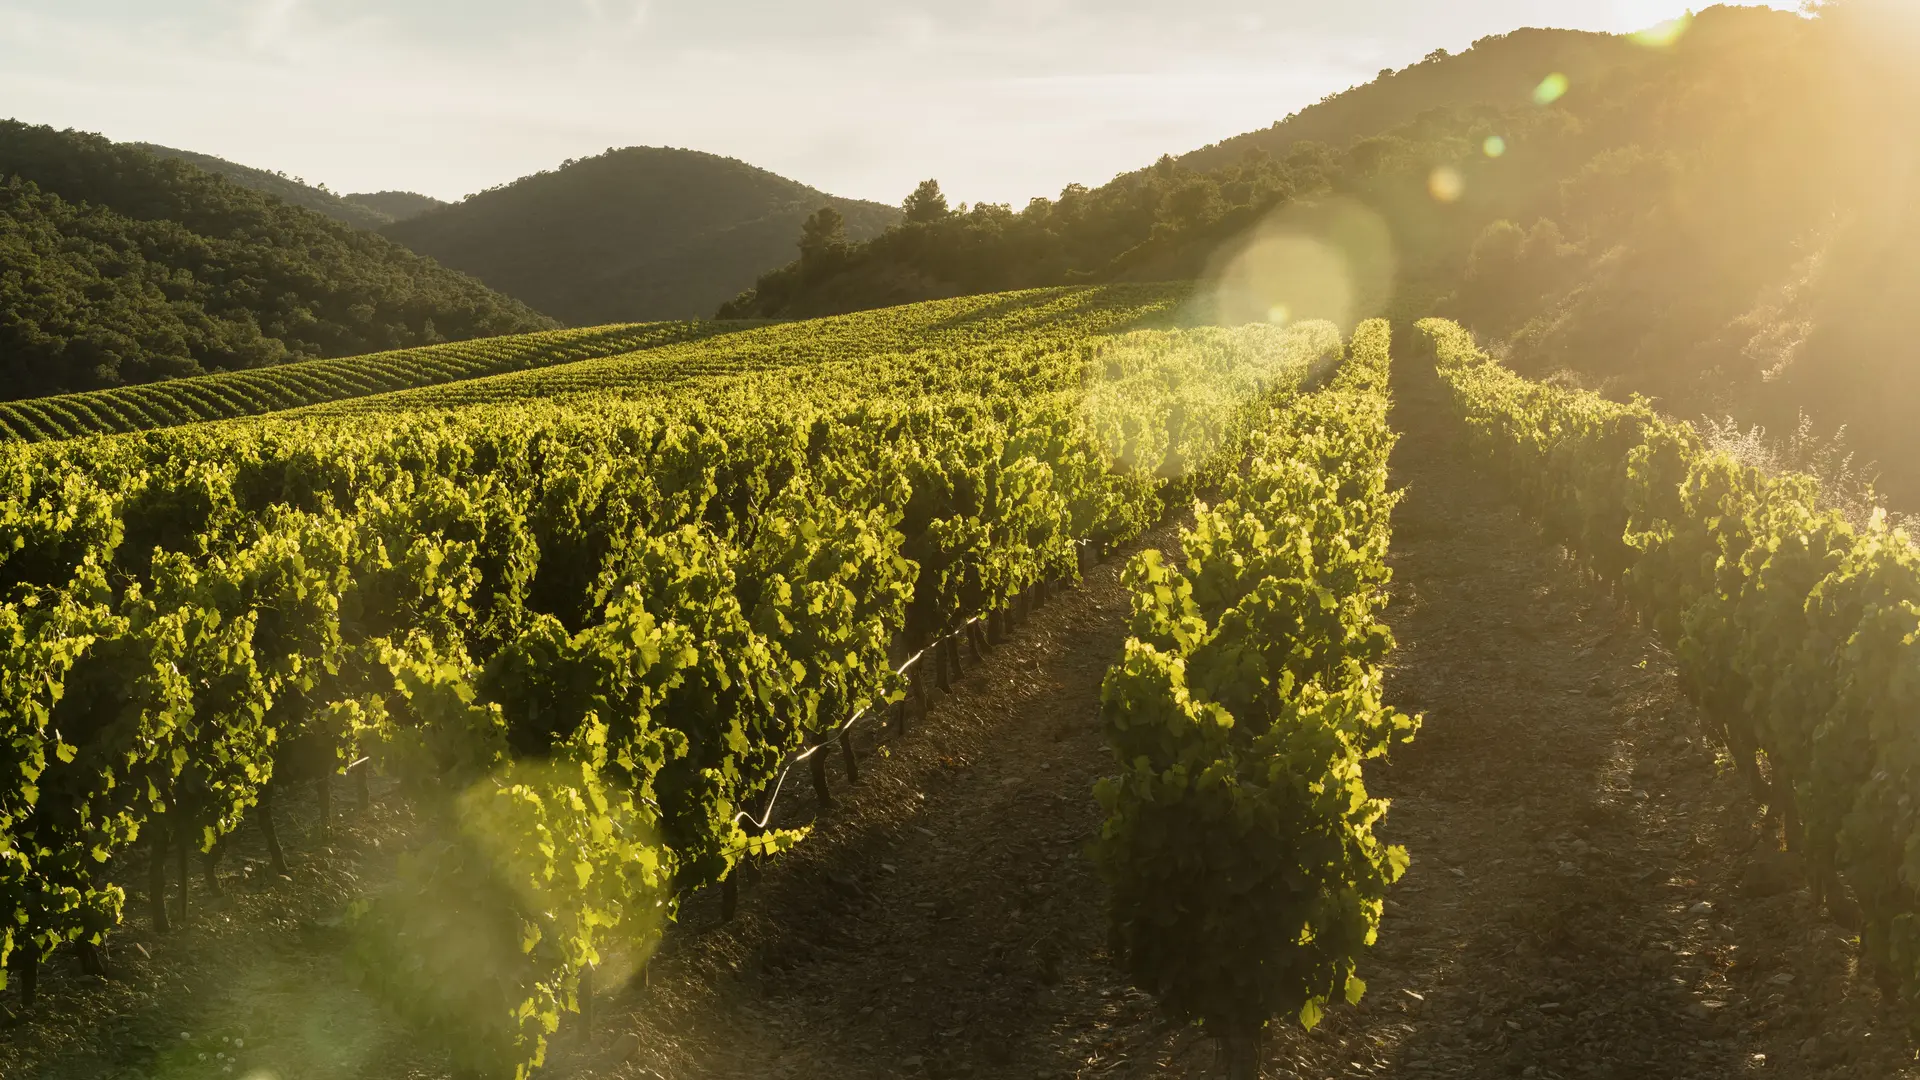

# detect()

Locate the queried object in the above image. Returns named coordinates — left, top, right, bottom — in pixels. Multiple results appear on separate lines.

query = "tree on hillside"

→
left=1160, top=178, right=1224, bottom=231
left=1451, top=218, right=1576, bottom=334
left=903, top=179, right=951, bottom=223
left=797, top=206, right=848, bottom=264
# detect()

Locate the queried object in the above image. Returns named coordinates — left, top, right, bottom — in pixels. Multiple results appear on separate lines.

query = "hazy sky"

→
left=0, top=1, right=1799, bottom=207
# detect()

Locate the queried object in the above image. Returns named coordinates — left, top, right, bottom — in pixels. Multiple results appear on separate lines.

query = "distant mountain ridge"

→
left=134, top=144, right=444, bottom=228
left=344, top=190, right=447, bottom=222
left=0, top=122, right=553, bottom=398
left=705, top=4, right=1920, bottom=510
left=718, top=24, right=1655, bottom=322
left=381, top=146, right=900, bottom=324
left=1171, top=27, right=1650, bottom=173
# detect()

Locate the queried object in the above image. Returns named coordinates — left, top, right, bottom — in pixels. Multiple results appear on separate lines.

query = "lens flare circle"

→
left=1429, top=166, right=1465, bottom=203
left=1533, top=72, right=1569, bottom=106
left=1483, top=136, right=1507, bottom=159
left=1192, top=197, right=1396, bottom=332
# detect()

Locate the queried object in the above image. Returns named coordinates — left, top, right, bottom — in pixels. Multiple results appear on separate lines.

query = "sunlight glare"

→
left=1631, top=14, right=1693, bottom=49
left=1533, top=73, right=1569, bottom=106
left=1483, top=136, right=1507, bottom=159
left=1429, top=166, right=1464, bottom=203
left=1195, top=197, right=1395, bottom=331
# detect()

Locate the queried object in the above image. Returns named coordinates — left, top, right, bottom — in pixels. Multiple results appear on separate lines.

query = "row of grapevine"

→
left=0, top=285, right=1186, bottom=443
left=0, top=320, right=741, bottom=441
left=0, top=311, right=1331, bottom=1078
left=0, top=281, right=1187, bottom=457
left=1091, top=320, right=1416, bottom=1079
left=296, top=284, right=1188, bottom=417
left=1422, top=317, right=1920, bottom=1016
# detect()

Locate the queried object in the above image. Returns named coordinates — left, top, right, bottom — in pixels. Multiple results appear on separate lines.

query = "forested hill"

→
left=135, top=144, right=445, bottom=228
left=1441, top=0, right=1920, bottom=504
left=1171, top=28, right=1648, bottom=175
left=343, top=190, right=447, bottom=222
left=719, top=4, right=1920, bottom=501
left=380, top=146, right=900, bottom=324
left=715, top=23, right=1659, bottom=323
left=0, top=122, right=554, bottom=398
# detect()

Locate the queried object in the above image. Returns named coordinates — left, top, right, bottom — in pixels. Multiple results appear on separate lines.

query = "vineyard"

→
left=0, top=321, right=741, bottom=441
left=3, top=294, right=1918, bottom=1080
left=1425, top=318, right=1920, bottom=1026
left=0, top=286, right=1187, bottom=440
left=0, top=284, right=1359, bottom=1079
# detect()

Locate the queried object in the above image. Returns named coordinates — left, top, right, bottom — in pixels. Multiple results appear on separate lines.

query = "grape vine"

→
left=0, top=298, right=1334, bottom=1078
left=1424, top=316, right=1920, bottom=1022
left=1092, top=320, right=1416, bottom=1079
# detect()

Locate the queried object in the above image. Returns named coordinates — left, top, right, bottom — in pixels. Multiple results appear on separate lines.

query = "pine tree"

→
left=797, top=206, right=847, bottom=264
left=902, top=179, right=950, bottom=224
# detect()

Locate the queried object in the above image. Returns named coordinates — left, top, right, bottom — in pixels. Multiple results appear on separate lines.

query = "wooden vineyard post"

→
left=725, top=783, right=775, bottom=923
left=355, top=760, right=372, bottom=812
left=317, top=774, right=332, bottom=846
left=840, top=729, right=860, bottom=785
left=580, top=963, right=595, bottom=1039
left=77, top=940, right=108, bottom=978
left=174, top=813, right=190, bottom=924
left=967, top=622, right=986, bottom=661
left=149, top=826, right=171, bottom=933
left=257, top=787, right=289, bottom=876
left=809, top=744, right=834, bottom=808
left=935, top=636, right=951, bottom=693
left=1218, top=1025, right=1264, bottom=1080
left=987, top=609, right=1004, bottom=646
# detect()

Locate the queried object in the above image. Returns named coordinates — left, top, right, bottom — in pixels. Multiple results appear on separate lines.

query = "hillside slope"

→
left=1434, top=4, right=1920, bottom=499
left=717, top=25, right=1654, bottom=322
left=342, top=190, right=446, bottom=222
left=1172, top=27, right=1648, bottom=173
left=0, top=320, right=752, bottom=441
left=381, top=146, right=900, bottom=324
left=0, top=286, right=1181, bottom=441
left=718, top=5, right=1920, bottom=505
left=134, top=144, right=443, bottom=228
left=0, top=122, right=554, bottom=398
